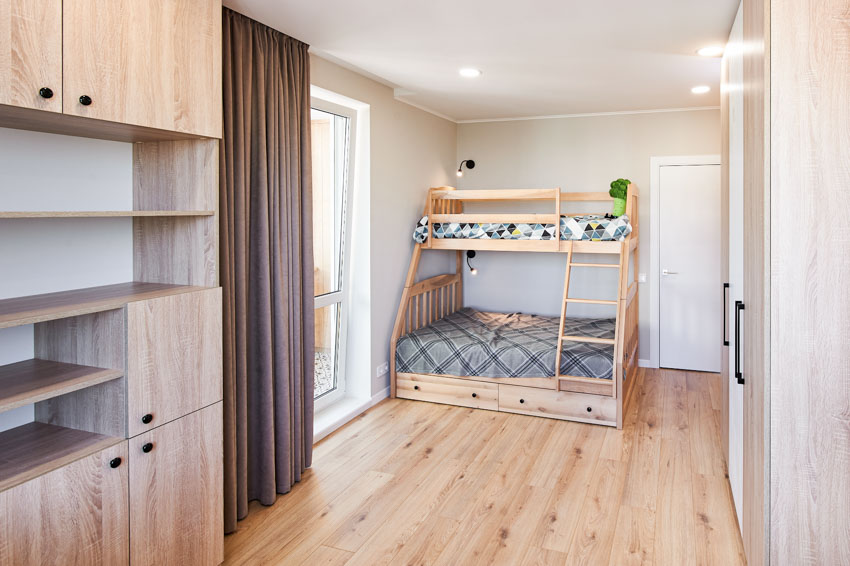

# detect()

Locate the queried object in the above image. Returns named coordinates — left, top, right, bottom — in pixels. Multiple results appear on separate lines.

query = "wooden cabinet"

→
left=127, top=288, right=222, bottom=437
left=129, top=402, right=223, bottom=566
left=62, top=0, right=221, bottom=137
left=0, top=0, right=62, bottom=112
left=0, top=441, right=129, bottom=565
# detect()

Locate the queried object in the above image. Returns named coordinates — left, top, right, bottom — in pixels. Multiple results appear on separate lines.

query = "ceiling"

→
left=223, top=0, right=739, bottom=122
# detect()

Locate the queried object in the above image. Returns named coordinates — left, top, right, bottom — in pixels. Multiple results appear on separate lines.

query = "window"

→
left=311, top=99, right=355, bottom=410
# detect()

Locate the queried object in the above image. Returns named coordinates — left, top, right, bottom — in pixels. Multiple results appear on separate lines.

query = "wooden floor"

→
left=224, top=369, right=745, bottom=565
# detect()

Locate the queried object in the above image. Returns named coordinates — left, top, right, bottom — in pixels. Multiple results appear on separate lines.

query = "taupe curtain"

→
left=220, top=8, right=314, bottom=535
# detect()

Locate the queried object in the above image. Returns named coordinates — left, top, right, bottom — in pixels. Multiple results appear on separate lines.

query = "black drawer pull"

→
left=414, top=385, right=420, bottom=390
left=39, top=87, right=54, bottom=99
left=141, top=413, right=153, bottom=424
left=109, top=457, right=122, bottom=468
left=735, top=301, right=745, bottom=385
left=79, top=95, right=92, bottom=106
left=586, top=407, right=592, bottom=413
left=471, top=392, right=478, bottom=398
left=142, top=442, right=154, bottom=453
left=722, top=283, right=730, bottom=346
left=519, top=398, right=525, bottom=404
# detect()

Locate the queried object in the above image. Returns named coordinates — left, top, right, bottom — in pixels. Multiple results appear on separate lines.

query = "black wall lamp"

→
left=466, top=250, right=478, bottom=275
left=456, top=159, right=475, bottom=178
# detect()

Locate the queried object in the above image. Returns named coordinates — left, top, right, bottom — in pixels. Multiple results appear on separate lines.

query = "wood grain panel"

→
left=0, top=358, right=121, bottom=413
left=0, top=281, right=207, bottom=329
left=499, top=382, right=617, bottom=426
left=126, top=288, right=222, bottom=436
left=62, top=0, right=221, bottom=137
left=769, top=0, right=850, bottom=564
left=133, top=216, right=217, bottom=287
left=397, top=372, right=499, bottom=410
left=133, top=140, right=219, bottom=211
left=0, top=0, right=61, bottom=112
left=0, top=441, right=128, bottom=565
left=0, top=210, right=214, bottom=218
left=130, top=403, right=223, bottom=566
left=742, top=0, right=770, bottom=563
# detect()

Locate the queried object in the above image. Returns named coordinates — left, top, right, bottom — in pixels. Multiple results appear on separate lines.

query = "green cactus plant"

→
left=609, top=178, right=631, bottom=217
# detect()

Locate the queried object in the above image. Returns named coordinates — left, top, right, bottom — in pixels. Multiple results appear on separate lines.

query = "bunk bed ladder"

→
left=554, top=242, right=624, bottom=394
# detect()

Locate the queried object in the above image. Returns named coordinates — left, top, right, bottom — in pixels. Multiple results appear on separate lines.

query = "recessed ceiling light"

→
left=697, top=45, right=725, bottom=57
left=691, top=85, right=711, bottom=94
left=459, top=68, right=481, bottom=78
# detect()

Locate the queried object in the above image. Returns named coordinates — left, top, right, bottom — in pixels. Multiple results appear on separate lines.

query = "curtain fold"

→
left=220, top=8, right=314, bottom=535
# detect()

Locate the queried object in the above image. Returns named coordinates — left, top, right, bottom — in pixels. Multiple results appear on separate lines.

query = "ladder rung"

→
left=560, top=335, right=616, bottom=345
left=565, top=298, right=618, bottom=305
left=569, top=262, right=619, bottom=268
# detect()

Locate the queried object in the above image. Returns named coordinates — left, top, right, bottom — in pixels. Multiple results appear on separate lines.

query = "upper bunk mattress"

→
left=412, top=214, right=631, bottom=244
left=395, top=307, right=615, bottom=380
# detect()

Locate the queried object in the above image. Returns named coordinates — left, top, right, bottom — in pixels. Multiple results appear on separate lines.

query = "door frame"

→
left=649, top=154, right=721, bottom=369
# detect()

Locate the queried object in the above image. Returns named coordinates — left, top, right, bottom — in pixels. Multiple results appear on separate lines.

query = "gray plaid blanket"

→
left=395, top=308, right=615, bottom=379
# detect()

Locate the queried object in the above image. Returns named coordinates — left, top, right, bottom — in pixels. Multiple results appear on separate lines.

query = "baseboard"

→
left=638, top=359, right=654, bottom=368
left=312, top=387, right=391, bottom=444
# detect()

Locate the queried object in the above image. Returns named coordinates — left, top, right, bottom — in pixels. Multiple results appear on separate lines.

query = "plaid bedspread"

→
left=412, top=214, right=631, bottom=243
left=395, top=308, right=615, bottom=379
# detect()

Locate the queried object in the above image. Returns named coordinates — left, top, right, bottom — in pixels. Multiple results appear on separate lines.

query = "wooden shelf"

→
left=0, top=211, right=215, bottom=218
left=0, top=422, right=122, bottom=492
left=0, top=282, right=211, bottom=329
left=0, top=359, right=123, bottom=413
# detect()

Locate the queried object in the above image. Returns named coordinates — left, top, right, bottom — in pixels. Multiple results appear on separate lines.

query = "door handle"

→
left=735, top=300, right=745, bottom=385
left=723, top=283, right=730, bottom=346
left=662, top=269, right=679, bottom=275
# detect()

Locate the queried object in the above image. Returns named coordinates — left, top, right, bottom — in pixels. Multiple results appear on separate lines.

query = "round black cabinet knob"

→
left=142, top=442, right=154, bottom=453
left=414, top=385, right=420, bottom=390
left=471, top=392, right=478, bottom=398
left=79, top=95, right=92, bottom=106
left=586, top=407, right=593, bottom=413
left=39, top=87, right=54, bottom=99
left=141, top=413, right=153, bottom=424
left=109, top=457, right=122, bottom=468
left=519, top=399, right=525, bottom=404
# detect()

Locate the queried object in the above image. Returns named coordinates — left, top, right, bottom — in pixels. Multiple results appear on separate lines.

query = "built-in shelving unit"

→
left=0, top=359, right=122, bottom=413
left=0, top=281, right=209, bottom=329
left=0, top=421, right=122, bottom=492
left=0, top=210, right=215, bottom=218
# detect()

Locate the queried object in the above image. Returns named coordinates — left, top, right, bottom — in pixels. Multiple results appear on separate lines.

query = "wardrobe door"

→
left=0, top=442, right=129, bottom=565
left=126, top=288, right=222, bottom=437
left=129, top=402, right=223, bottom=566
left=62, top=0, right=221, bottom=137
left=0, top=0, right=62, bottom=112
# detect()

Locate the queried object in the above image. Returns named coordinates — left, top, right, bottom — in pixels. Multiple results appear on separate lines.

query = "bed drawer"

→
left=397, top=373, right=498, bottom=410
left=499, top=383, right=617, bottom=426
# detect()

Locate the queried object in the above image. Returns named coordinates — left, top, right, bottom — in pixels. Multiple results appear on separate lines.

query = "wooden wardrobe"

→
left=0, top=1, right=224, bottom=565
left=725, top=0, right=850, bottom=564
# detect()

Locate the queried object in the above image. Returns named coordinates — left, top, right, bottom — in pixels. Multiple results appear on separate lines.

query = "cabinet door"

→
left=127, top=288, right=222, bottom=437
left=0, top=442, right=129, bottom=565
left=62, top=0, right=221, bottom=137
left=0, top=0, right=62, bottom=112
left=129, top=402, right=223, bottom=566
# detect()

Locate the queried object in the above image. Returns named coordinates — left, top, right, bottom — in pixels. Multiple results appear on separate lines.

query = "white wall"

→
left=0, top=128, right=133, bottom=432
left=310, top=55, right=458, bottom=396
left=457, top=109, right=720, bottom=361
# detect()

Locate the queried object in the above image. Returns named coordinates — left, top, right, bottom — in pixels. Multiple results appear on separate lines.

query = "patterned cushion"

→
left=412, top=214, right=631, bottom=243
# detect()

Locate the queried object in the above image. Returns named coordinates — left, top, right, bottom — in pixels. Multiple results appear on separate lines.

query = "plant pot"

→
left=612, top=197, right=627, bottom=217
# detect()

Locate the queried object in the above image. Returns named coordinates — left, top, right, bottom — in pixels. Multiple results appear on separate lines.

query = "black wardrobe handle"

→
left=735, top=301, right=745, bottom=385
left=79, top=95, right=92, bottom=106
left=142, top=442, right=154, bottom=453
left=722, top=283, right=730, bottom=346
left=39, top=87, right=53, bottom=99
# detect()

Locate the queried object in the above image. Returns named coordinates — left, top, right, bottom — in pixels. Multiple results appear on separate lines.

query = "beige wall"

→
left=456, top=109, right=721, bottom=361
left=310, top=54, right=457, bottom=396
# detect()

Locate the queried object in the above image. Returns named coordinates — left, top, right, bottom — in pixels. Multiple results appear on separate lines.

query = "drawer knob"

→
left=471, top=392, right=478, bottom=398
left=109, top=457, right=122, bottom=468
left=586, top=406, right=592, bottom=413
left=142, top=442, right=154, bottom=453
left=141, top=413, right=153, bottom=424
left=39, top=87, right=54, bottom=99
left=414, top=385, right=420, bottom=391
left=519, top=398, right=525, bottom=404
left=79, top=94, right=92, bottom=106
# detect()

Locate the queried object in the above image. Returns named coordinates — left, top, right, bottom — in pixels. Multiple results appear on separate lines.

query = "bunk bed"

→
left=390, top=186, right=640, bottom=428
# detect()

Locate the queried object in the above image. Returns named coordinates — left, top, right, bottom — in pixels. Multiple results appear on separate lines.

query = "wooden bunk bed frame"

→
left=390, top=186, right=640, bottom=428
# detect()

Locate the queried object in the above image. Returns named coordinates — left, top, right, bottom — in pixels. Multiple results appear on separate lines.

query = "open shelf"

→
left=0, top=281, right=211, bottom=329
left=0, top=359, right=123, bottom=413
left=0, top=211, right=215, bottom=218
left=0, top=422, right=122, bottom=492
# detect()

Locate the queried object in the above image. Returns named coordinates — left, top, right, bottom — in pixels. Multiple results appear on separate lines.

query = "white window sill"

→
left=313, top=387, right=389, bottom=444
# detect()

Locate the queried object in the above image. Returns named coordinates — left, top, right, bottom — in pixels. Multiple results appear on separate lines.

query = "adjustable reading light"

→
left=466, top=250, right=478, bottom=275
left=456, top=159, right=475, bottom=178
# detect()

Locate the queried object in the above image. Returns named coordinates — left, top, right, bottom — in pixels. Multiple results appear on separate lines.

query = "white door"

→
left=659, top=164, right=722, bottom=372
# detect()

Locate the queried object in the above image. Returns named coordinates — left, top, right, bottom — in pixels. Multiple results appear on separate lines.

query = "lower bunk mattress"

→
left=395, top=307, right=615, bottom=380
